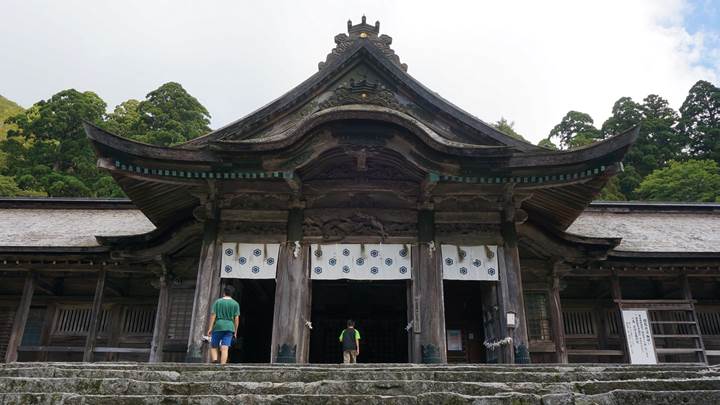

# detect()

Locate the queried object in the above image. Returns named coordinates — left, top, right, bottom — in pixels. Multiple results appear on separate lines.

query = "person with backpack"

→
left=338, top=319, right=361, bottom=364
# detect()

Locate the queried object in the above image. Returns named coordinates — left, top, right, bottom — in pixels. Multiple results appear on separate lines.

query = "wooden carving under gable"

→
left=319, top=75, right=400, bottom=110
left=303, top=210, right=416, bottom=241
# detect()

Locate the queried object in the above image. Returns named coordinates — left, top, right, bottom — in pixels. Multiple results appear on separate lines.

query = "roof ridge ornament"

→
left=319, top=16, right=408, bottom=72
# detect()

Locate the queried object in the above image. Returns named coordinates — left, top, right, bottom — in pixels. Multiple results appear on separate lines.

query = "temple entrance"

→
left=225, top=279, right=275, bottom=363
left=309, top=280, right=409, bottom=363
left=443, top=280, right=487, bottom=363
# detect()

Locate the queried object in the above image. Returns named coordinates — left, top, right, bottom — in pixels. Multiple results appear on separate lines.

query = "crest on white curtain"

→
left=221, top=243, right=279, bottom=279
left=310, top=244, right=411, bottom=280
left=441, top=244, right=499, bottom=281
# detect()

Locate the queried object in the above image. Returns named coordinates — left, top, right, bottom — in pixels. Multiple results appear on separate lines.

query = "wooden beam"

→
left=610, top=273, right=629, bottom=363
left=104, top=279, right=125, bottom=297
left=149, top=272, right=171, bottom=363
left=411, top=208, right=447, bottom=364
left=83, top=268, right=107, bottom=362
left=271, top=207, right=311, bottom=363
left=549, top=271, right=567, bottom=363
left=4, top=272, right=35, bottom=362
left=271, top=242, right=311, bottom=363
left=33, top=277, right=56, bottom=296
left=186, top=212, right=221, bottom=362
left=499, top=195, right=530, bottom=363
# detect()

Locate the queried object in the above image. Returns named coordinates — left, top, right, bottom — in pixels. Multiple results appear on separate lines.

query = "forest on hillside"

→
left=0, top=80, right=718, bottom=201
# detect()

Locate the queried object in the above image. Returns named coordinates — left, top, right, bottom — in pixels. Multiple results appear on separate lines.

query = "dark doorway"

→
left=226, top=279, right=275, bottom=363
left=310, top=280, right=409, bottom=363
left=443, top=280, right=486, bottom=363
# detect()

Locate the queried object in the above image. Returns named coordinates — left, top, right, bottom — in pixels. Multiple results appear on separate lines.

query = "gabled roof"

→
left=85, top=18, right=638, bottom=230
left=182, top=17, right=541, bottom=152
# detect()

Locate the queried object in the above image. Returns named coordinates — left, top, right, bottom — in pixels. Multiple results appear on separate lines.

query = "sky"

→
left=1, top=0, right=719, bottom=144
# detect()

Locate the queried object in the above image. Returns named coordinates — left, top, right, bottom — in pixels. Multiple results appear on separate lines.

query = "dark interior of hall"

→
left=227, top=279, right=275, bottom=363
left=309, top=280, right=408, bottom=363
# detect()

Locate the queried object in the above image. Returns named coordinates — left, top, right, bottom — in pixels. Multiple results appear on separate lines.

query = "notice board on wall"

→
left=621, top=309, right=658, bottom=365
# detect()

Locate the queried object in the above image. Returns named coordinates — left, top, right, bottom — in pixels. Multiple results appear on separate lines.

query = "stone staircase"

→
left=0, top=362, right=719, bottom=404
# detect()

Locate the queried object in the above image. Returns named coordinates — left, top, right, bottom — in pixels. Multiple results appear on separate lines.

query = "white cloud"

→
left=0, top=0, right=717, bottom=143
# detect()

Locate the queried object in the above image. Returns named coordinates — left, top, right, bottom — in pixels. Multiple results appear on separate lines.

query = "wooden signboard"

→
left=621, top=309, right=657, bottom=365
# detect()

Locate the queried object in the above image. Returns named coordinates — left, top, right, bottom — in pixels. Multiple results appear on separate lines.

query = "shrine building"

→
left=1, top=18, right=719, bottom=365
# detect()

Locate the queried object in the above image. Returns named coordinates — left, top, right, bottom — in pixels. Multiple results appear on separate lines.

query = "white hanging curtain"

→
left=441, top=244, right=499, bottom=281
left=310, top=243, right=411, bottom=280
left=220, top=243, right=280, bottom=279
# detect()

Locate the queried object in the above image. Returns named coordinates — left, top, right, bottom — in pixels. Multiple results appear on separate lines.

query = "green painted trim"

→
left=429, top=165, right=608, bottom=184
left=113, top=160, right=292, bottom=180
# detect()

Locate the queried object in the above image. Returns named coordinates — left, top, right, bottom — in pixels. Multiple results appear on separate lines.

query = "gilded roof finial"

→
left=347, top=15, right=381, bottom=38
left=319, top=17, right=407, bottom=72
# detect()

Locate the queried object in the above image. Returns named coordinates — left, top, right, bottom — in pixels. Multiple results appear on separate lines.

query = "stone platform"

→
left=1, top=362, right=719, bottom=404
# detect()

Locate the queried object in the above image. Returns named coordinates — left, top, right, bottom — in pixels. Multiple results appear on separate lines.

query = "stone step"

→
left=1, top=376, right=719, bottom=397
left=4, top=362, right=714, bottom=373
left=0, top=393, right=531, bottom=405
left=0, top=366, right=715, bottom=384
left=3, top=391, right=720, bottom=405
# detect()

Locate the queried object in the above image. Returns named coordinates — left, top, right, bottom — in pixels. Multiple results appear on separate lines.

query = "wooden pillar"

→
left=5, top=272, right=35, bottom=363
left=271, top=206, right=312, bottom=363
left=149, top=273, right=171, bottom=363
left=412, top=208, right=447, bottom=363
left=499, top=201, right=530, bottom=363
left=83, top=268, right=107, bottom=362
left=186, top=212, right=221, bottom=362
left=549, top=271, right=567, bottom=363
left=611, top=273, right=629, bottom=363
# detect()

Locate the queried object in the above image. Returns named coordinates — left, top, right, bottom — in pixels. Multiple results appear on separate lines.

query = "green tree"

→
left=494, top=117, right=526, bottom=141
left=548, top=111, right=601, bottom=149
left=104, top=99, right=141, bottom=137
left=600, top=97, right=642, bottom=138
left=596, top=177, right=626, bottom=201
left=599, top=94, right=681, bottom=200
left=133, top=82, right=211, bottom=146
left=635, top=159, right=720, bottom=202
left=1, top=89, right=106, bottom=196
left=537, top=138, right=558, bottom=150
left=0, top=94, right=24, bottom=140
left=678, top=80, right=720, bottom=161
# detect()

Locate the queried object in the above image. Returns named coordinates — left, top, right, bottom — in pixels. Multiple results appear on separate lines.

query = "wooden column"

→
left=412, top=208, right=447, bottom=363
left=83, top=268, right=107, bottom=362
left=186, top=212, right=221, bottom=362
left=499, top=200, right=530, bottom=363
left=5, top=272, right=35, bottom=363
left=611, top=273, right=629, bottom=363
left=549, top=271, right=567, bottom=363
left=271, top=206, right=312, bottom=363
left=149, top=272, right=171, bottom=363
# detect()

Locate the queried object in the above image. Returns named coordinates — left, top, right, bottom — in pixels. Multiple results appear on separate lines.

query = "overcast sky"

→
left=1, top=0, right=718, bottom=144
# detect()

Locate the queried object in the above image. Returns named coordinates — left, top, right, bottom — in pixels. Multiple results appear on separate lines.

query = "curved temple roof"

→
left=85, top=18, right=638, bottom=231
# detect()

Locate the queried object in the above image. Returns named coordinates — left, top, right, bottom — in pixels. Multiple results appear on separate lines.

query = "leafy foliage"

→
left=537, top=138, right=558, bottom=150
left=678, top=80, right=720, bottom=161
left=494, top=117, right=526, bottom=141
left=105, top=82, right=211, bottom=146
left=636, top=160, right=720, bottom=202
left=0, top=95, right=24, bottom=141
left=548, top=111, right=601, bottom=149
left=0, top=83, right=211, bottom=197
left=548, top=80, right=720, bottom=201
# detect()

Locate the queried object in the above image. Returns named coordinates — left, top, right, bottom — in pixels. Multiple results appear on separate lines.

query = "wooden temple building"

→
left=1, top=18, right=719, bottom=365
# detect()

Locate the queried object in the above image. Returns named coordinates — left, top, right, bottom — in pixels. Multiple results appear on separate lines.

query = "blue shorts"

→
left=211, top=331, right=233, bottom=348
